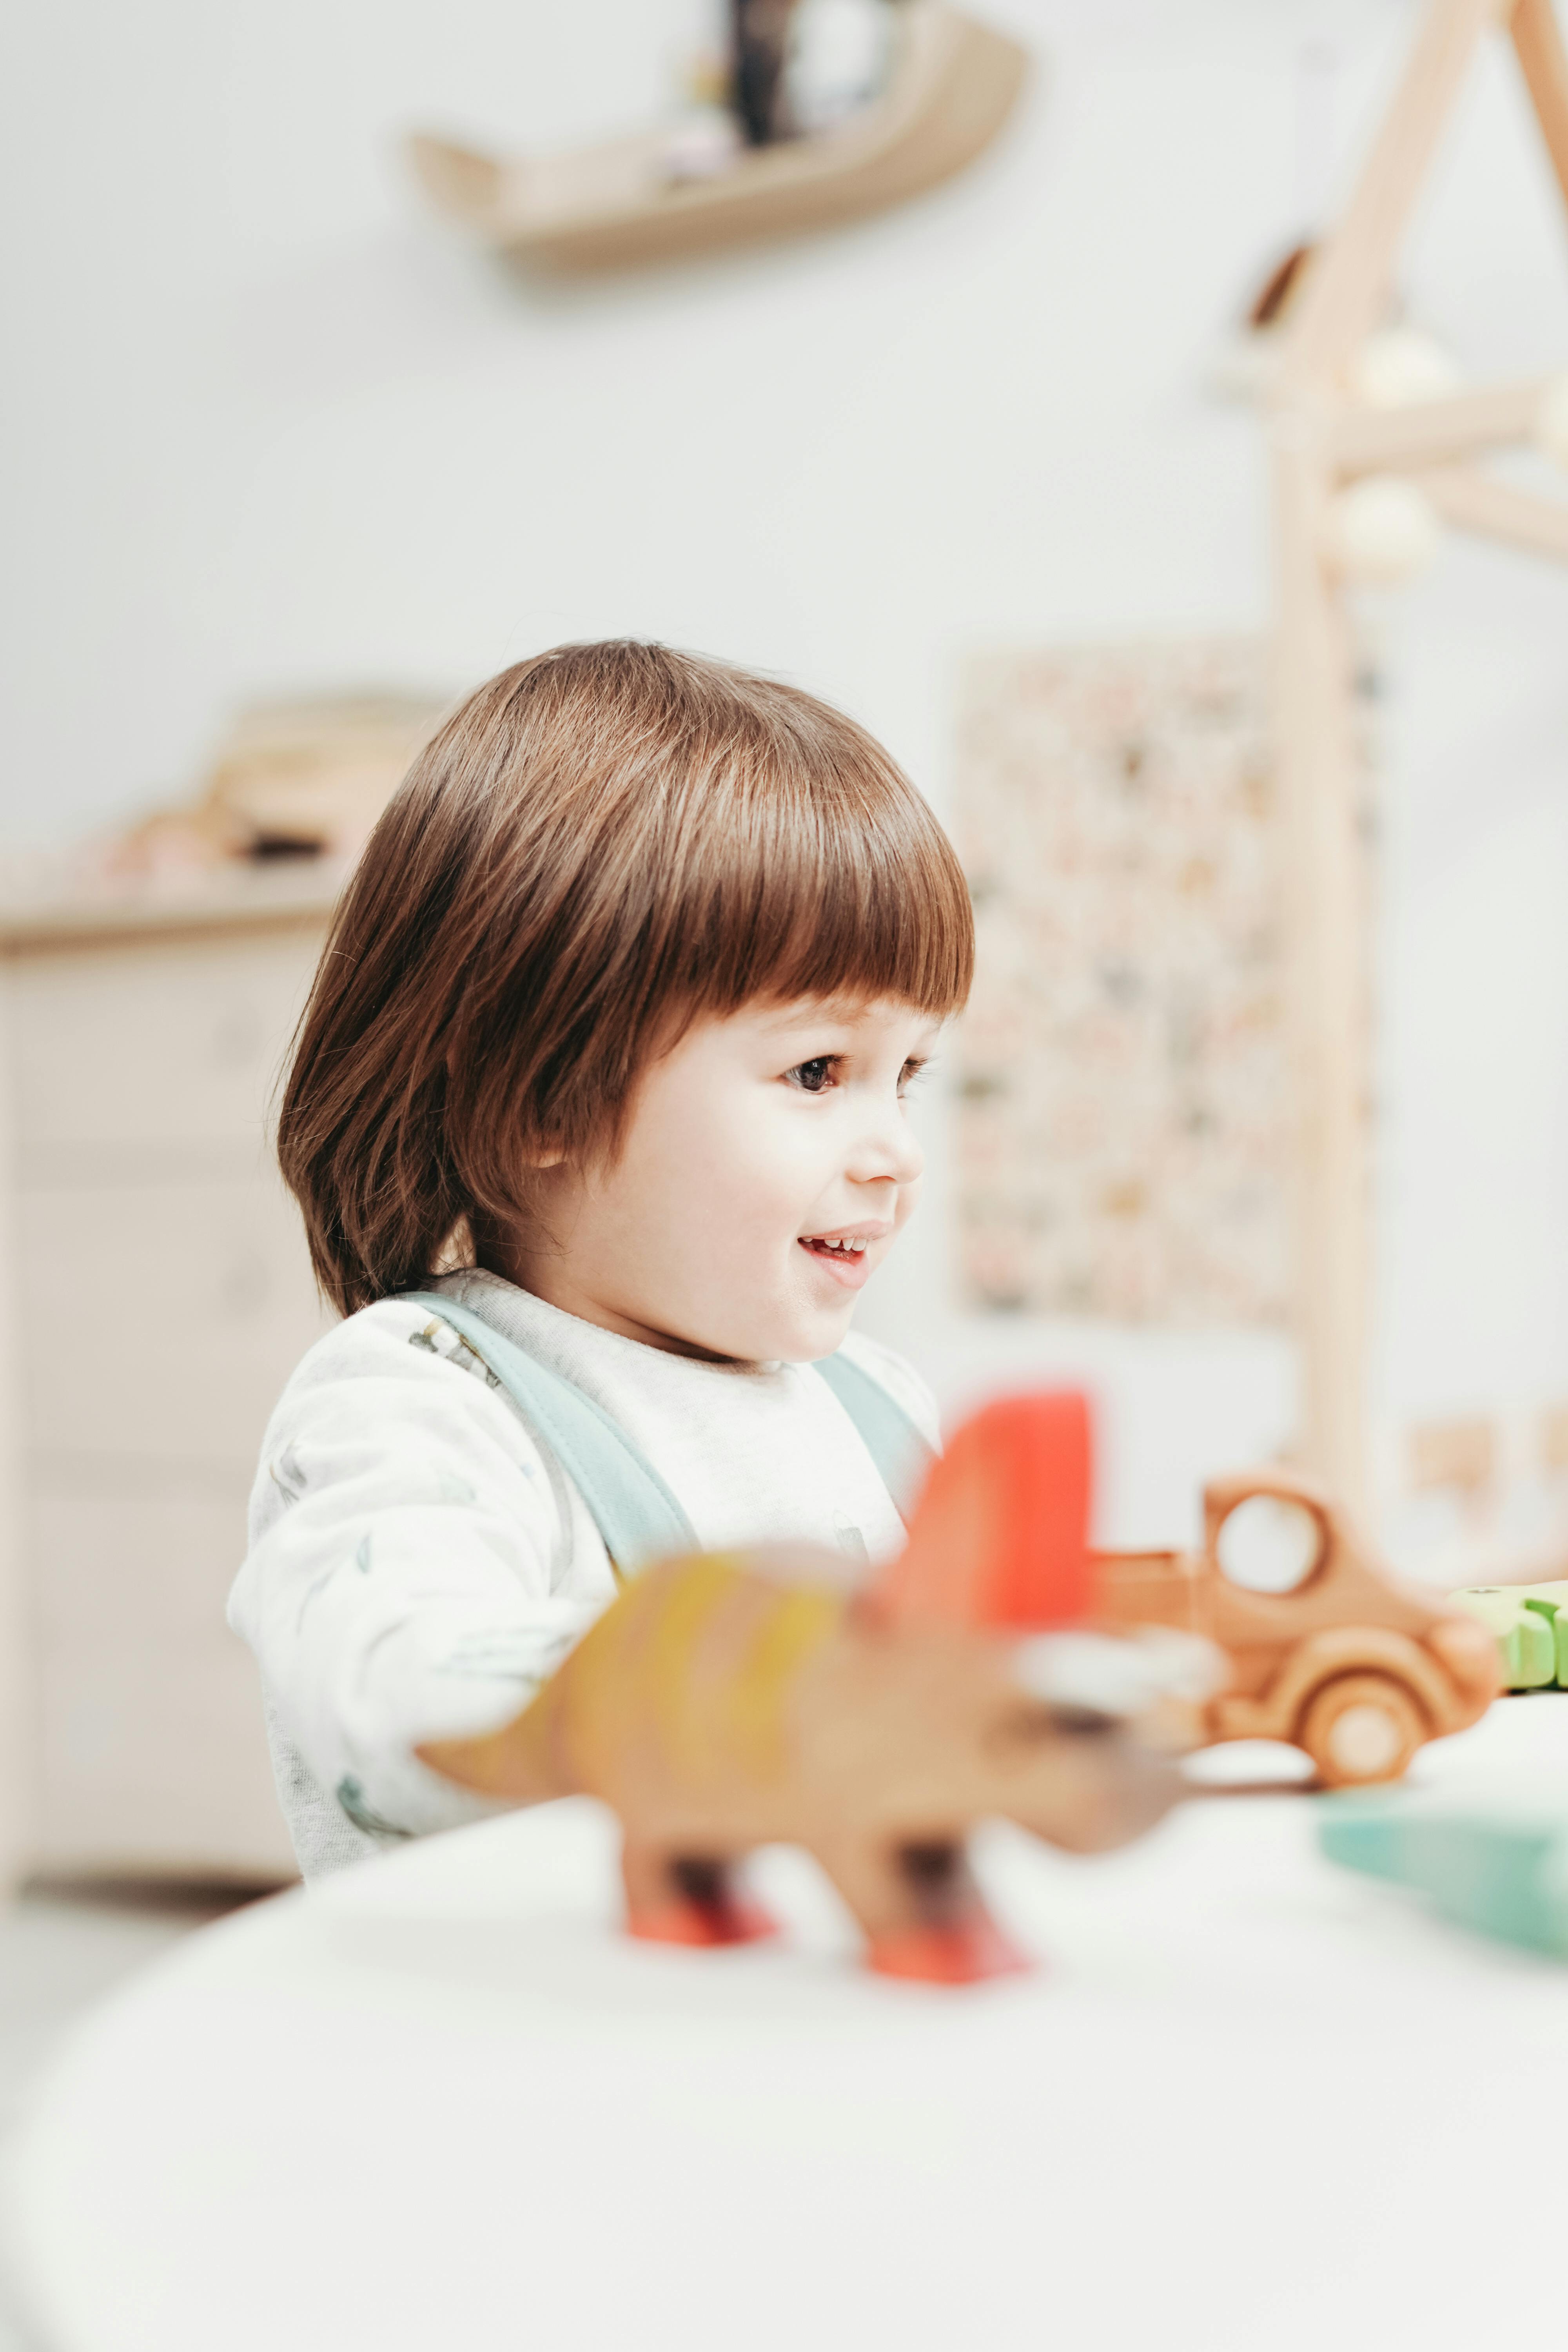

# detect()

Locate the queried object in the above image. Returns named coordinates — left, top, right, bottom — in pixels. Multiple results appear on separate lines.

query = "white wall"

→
left=2, top=0, right=1566, bottom=1548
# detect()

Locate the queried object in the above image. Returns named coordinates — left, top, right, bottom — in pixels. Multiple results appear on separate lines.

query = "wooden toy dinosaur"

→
left=420, top=1393, right=1199, bottom=1983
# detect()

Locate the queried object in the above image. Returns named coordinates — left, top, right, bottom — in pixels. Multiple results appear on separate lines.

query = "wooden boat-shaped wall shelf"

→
left=407, top=5, right=1029, bottom=274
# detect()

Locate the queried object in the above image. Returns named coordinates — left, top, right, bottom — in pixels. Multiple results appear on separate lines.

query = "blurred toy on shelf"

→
left=1321, top=1791, right=1568, bottom=1959
left=730, top=0, right=798, bottom=145
left=663, top=50, right=744, bottom=185
left=681, top=0, right=900, bottom=171
left=190, top=693, right=442, bottom=857
left=1093, top=1472, right=1499, bottom=1787
left=422, top=1391, right=1213, bottom=1985
left=51, top=690, right=445, bottom=906
left=664, top=4, right=897, bottom=184
left=408, top=4, right=1027, bottom=276
left=784, top=0, right=899, bottom=137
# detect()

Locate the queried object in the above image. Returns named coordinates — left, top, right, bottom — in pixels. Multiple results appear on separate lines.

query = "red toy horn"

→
left=873, top=1392, right=1093, bottom=1632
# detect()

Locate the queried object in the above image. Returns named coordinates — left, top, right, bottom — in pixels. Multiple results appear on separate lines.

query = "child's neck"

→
left=475, top=1231, right=741, bottom=1365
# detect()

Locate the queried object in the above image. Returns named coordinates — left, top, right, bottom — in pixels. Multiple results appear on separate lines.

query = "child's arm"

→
left=229, top=1302, right=615, bottom=1853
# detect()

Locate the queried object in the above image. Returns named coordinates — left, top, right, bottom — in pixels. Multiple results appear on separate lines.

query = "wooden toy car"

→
left=1091, top=1470, right=1499, bottom=1787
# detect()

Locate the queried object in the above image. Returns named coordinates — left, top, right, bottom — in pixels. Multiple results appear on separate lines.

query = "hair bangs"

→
left=673, top=704, right=974, bottom=1026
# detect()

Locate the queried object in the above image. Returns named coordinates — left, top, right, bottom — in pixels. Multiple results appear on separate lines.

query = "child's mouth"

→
left=799, top=1234, right=874, bottom=1291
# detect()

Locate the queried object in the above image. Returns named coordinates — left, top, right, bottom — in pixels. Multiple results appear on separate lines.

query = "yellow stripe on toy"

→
left=644, top=1556, right=747, bottom=1775
left=726, top=1586, right=843, bottom=1779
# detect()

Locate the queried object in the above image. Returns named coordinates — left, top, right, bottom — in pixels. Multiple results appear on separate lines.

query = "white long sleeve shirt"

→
left=228, top=1269, right=939, bottom=1880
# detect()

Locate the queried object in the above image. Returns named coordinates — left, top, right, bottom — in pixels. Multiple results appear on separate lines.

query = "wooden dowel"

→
left=1278, top=0, right=1513, bottom=392
left=1272, top=420, right=1372, bottom=1507
left=1327, top=377, right=1551, bottom=475
left=1421, top=464, right=1568, bottom=557
left=1511, top=0, right=1568, bottom=217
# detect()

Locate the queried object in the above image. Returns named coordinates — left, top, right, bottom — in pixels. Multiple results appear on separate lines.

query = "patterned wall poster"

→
left=956, top=638, right=1291, bottom=1327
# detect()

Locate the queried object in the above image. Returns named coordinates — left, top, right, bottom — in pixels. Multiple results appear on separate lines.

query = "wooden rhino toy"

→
left=421, top=1394, right=1207, bottom=1983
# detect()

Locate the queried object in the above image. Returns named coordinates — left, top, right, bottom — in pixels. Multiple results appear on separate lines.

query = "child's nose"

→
left=848, top=1100, right=924, bottom=1189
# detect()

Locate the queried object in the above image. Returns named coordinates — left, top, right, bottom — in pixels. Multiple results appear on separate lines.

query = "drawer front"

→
left=20, top=1173, right=336, bottom=1465
left=32, top=1484, right=296, bottom=1877
left=31, top=1479, right=250, bottom=1649
left=9, top=928, right=326, bottom=1160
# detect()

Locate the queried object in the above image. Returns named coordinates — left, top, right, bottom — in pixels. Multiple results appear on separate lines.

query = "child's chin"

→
left=682, top=1298, right=852, bottom=1365
left=772, top=1300, right=857, bottom=1363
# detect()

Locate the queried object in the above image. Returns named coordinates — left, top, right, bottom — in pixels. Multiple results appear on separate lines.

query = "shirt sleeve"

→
left=227, top=1301, right=615, bottom=1841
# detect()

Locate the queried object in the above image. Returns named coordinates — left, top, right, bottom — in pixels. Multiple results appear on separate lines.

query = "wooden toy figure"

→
left=421, top=1394, right=1203, bottom=1984
left=730, top=0, right=799, bottom=145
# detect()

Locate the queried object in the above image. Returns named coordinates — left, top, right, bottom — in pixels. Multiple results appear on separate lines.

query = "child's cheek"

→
left=745, top=1089, right=824, bottom=1183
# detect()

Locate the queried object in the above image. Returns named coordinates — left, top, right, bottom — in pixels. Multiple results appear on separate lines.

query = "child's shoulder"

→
left=830, top=1330, right=942, bottom=1452
left=250, top=1295, right=571, bottom=1548
left=280, top=1295, right=505, bottom=1399
left=263, top=1299, right=544, bottom=1465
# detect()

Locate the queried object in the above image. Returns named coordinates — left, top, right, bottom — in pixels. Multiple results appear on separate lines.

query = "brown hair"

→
left=278, top=640, right=974, bottom=1316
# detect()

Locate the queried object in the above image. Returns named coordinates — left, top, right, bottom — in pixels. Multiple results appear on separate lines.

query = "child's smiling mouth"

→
left=798, top=1225, right=888, bottom=1290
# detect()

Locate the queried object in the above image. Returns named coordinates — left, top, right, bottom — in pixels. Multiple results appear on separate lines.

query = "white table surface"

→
left=8, top=1700, right=1568, bottom=2352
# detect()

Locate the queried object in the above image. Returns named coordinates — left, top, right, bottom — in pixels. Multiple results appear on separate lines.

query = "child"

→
left=230, top=640, right=973, bottom=1878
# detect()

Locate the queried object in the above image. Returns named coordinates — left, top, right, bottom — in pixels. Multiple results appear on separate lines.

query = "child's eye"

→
left=898, top=1056, right=931, bottom=1098
left=785, top=1056, right=838, bottom=1094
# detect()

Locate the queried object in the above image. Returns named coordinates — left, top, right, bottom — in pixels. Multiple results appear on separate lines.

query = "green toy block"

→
left=1450, top=1581, right=1568, bottom=1690
left=1320, top=1794, right=1568, bottom=1958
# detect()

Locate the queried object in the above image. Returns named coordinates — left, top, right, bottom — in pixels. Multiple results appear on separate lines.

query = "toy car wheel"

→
left=1298, top=1673, right=1426, bottom=1788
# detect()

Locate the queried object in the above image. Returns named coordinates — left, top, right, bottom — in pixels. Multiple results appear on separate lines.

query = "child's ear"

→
left=870, top=1392, right=1094, bottom=1633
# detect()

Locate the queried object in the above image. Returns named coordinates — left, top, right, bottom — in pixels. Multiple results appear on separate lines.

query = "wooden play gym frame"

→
left=1272, top=0, right=1568, bottom=1510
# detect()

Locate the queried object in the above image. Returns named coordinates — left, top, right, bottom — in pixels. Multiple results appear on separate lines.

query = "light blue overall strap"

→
left=398, top=1292, right=697, bottom=1574
left=813, top=1350, right=935, bottom=1521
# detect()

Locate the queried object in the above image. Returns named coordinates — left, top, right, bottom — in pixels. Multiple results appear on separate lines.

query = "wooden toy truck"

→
left=1093, top=1469, right=1499, bottom=1787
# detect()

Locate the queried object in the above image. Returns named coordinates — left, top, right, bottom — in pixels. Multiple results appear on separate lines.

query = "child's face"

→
left=512, top=995, right=938, bottom=1362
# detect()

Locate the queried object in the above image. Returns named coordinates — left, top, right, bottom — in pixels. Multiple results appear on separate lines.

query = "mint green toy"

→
left=1450, top=1581, right=1568, bottom=1690
left=1320, top=1794, right=1568, bottom=1958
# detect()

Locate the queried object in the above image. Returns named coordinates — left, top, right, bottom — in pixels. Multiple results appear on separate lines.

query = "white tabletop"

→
left=9, top=1700, right=1568, bottom=2352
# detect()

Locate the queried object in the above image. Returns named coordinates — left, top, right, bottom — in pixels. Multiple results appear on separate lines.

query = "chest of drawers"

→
left=0, top=869, right=343, bottom=1887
